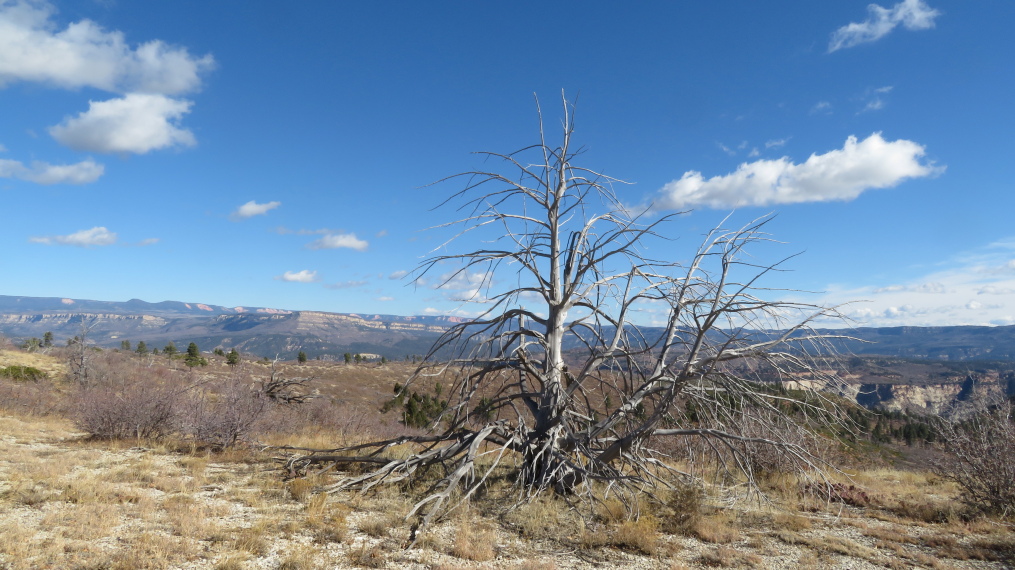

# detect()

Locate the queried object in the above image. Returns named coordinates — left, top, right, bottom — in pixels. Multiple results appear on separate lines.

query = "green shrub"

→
left=0, top=365, right=46, bottom=382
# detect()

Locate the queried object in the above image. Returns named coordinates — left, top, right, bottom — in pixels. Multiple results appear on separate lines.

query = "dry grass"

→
left=612, top=516, right=661, bottom=554
left=502, top=495, right=582, bottom=541
left=2, top=346, right=1014, bottom=570
left=347, top=542, right=387, bottom=568
left=359, top=513, right=399, bottom=538
left=516, top=561, right=559, bottom=570
left=689, top=511, right=740, bottom=544
left=306, top=494, right=350, bottom=544
left=213, top=554, right=248, bottom=570
left=772, top=510, right=812, bottom=532
left=698, top=545, right=763, bottom=567
left=277, top=545, right=321, bottom=570
left=451, top=520, right=498, bottom=561
left=234, top=520, right=273, bottom=556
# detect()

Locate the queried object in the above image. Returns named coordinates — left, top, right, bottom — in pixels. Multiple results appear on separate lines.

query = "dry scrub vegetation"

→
left=1, top=342, right=1013, bottom=569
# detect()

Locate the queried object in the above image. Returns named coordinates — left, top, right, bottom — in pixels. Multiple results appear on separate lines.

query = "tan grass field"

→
left=0, top=347, right=1013, bottom=569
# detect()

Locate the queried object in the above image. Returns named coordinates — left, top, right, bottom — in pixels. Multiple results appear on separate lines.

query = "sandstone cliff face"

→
left=855, top=382, right=966, bottom=415
left=0, top=313, right=167, bottom=327
left=783, top=369, right=1012, bottom=418
left=839, top=372, right=1011, bottom=418
left=295, top=312, right=449, bottom=334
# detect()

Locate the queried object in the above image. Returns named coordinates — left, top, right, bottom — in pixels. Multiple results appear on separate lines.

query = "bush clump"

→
left=0, top=365, right=47, bottom=382
left=75, top=380, right=179, bottom=440
left=935, top=399, right=1015, bottom=516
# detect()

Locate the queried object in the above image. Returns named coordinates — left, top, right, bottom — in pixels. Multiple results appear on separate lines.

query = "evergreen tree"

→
left=227, top=348, right=240, bottom=366
left=343, top=352, right=352, bottom=364
left=164, top=342, right=178, bottom=357
left=297, top=351, right=308, bottom=364
left=42, top=332, right=54, bottom=348
left=135, top=341, right=148, bottom=356
left=185, top=342, right=206, bottom=367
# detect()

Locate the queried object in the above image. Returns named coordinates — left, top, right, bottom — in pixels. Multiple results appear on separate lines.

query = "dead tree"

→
left=283, top=95, right=853, bottom=540
left=260, top=356, right=317, bottom=405
left=68, top=319, right=98, bottom=386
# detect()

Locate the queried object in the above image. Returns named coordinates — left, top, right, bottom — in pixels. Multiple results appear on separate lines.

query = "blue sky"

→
left=2, top=0, right=1014, bottom=327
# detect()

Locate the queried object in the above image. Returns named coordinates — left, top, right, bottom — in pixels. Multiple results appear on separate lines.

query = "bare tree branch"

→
left=278, top=94, right=857, bottom=542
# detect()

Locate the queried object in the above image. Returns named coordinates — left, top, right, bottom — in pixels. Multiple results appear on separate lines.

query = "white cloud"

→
left=814, top=238, right=1015, bottom=327
left=873, top=282, right=948, bottom=294
left=307, top=233, right=369, bottom=251
left=0, top=157, right=103, bottom=184
left=49, top=93, right=195, bottom=154
left=860, top=98, right=885, bottom=113
left=274, top=227, right=334, bottom=236
left=433, top=270, right=496, bottom=303
left=232, top=200, right=281, bottom=220
left=979, top=286, right=1015, bottom=296
left=654, top=133, right=941, bottom=210
left=30, top=226, right=116, bottom=246
left=324, top=280, right=367, bottom=289
left=376, top=296, right=394, bottom=302
left=829, top=0, right=940, bottom=52
left=811, top=101, right=832, bottom=114
left=275, top=270, right=320, bottom=283
left=765, top=138, right=789, bottom=149
left=389, top=270, right=409, bottom=279
left=858, top=86, right=894, bottom=114
left=435, top=270, right=492, bottom=291
left=0, top=0, right=213, bottom=94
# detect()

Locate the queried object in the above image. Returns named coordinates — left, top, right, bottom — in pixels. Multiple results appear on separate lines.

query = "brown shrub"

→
left=934, top=399, right=1015, bottom=516
left=659, top=482, right=705, bottom=534
left=182, top=373, right=270, bottom=448
left=73, top=374, right=179, bottom=440
left=801, top=481, right=873, bottom=507
left=610, top=517, right=660, bottom=555
left=451, top=522, right=497, bottom=561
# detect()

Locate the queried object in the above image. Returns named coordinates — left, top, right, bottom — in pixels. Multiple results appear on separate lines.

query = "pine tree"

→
left=227, top=348, right=240, bottom=366
left=135, top=341, right=148, bottom=356
left=297, top=351, right=308, bottom=364
left=185, top=342, right=206, bottom=367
